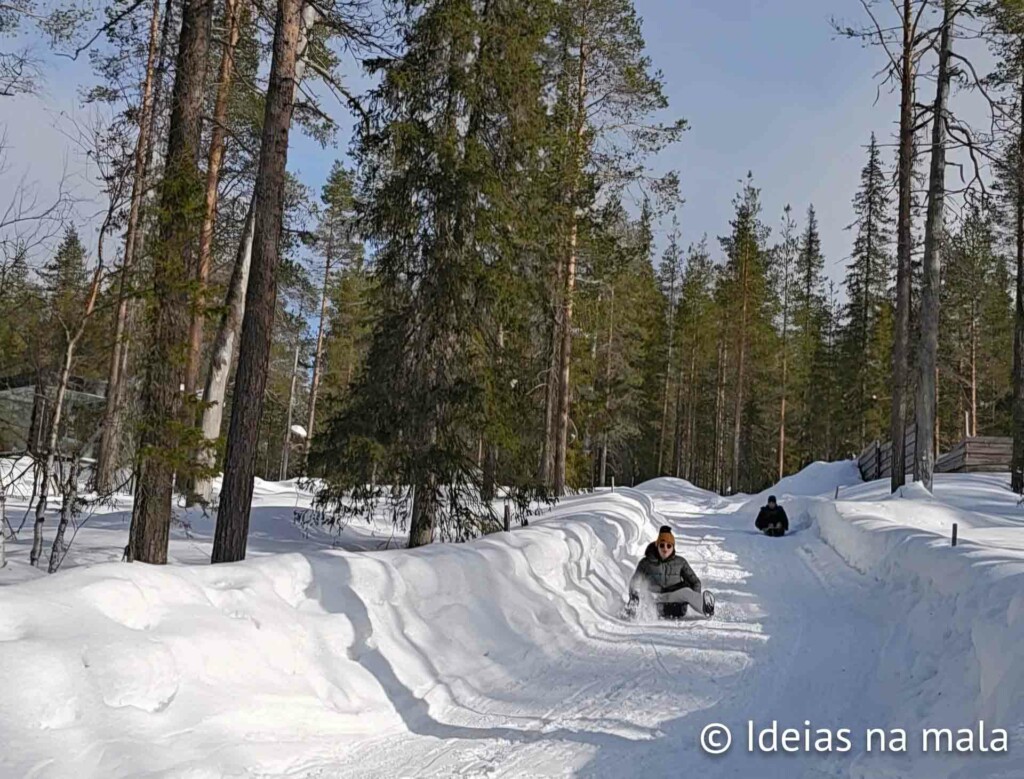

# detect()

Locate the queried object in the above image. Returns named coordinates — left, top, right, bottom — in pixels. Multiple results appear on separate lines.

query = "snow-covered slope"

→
left=3, top=461, right=1024, bottom=778
left=0, top=488, right=668, bottom=777
left=807, top=477, right=1024, bottom=770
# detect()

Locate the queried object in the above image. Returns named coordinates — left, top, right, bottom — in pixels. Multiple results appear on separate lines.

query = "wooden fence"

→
left=934, top=436, right=1013, bottom=474
left=858, top=427, right=1012, bottom=481
left=857, top=423, right=917, bottom=481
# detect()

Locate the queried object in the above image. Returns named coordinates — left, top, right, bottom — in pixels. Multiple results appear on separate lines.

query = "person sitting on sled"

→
left=624, top=525, right=715, bottom=620
left=755, top=495, right=789, bottom=537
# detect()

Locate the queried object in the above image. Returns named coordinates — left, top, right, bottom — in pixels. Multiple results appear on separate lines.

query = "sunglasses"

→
left=657, top=542, right=674, bottom=550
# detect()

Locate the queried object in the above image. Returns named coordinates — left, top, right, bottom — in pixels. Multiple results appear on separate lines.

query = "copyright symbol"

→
left=700, top=723, right=732, bottom=755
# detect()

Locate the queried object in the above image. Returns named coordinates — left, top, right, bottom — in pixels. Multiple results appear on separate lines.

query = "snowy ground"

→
left=0, top=457, right=405, bottom=584
left=1, top=459, right=1023, bottom=777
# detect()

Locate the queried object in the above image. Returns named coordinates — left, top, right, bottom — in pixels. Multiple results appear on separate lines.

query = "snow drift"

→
left=811, top=491, right=1024, bottom=727
left=0, top=488, right=663, bottom=778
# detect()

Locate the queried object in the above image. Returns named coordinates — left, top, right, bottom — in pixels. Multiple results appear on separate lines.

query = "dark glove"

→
left=624, top=592, right=640, bottom=620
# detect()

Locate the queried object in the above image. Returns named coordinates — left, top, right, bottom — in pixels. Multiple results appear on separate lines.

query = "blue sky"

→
left=2, top=0, right=907, bottom=288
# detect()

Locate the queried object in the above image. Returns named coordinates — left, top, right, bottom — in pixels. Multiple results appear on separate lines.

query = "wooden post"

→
left=610, top=476, right=615, bottom=492
left=835, top=485, right=840, bottom=499
left=952, top=522, right=958, bottom=547
left=503, top=501, right=510, bottom=533
left=875, top=441, right=881, bottom=481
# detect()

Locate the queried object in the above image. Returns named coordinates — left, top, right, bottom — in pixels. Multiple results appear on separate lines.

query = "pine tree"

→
left=914, top=0, right=954, bottom=491
left=987, top=0, right=1024, bottom=492
left=39, top=226, right=89, bottom=328
left=656, top=219, right=683, bottom=474
left=130, top=0, right=215, bottom=564
left=718, top=174, right=773, bottom=492
left=303, top=161, right=361, bottom=472
left=672, top=237, right=716, bottom=483
left=940, top=202, right=1014, bottom=445
left=773, top=205, right=798, bottom=478
left=840, top=133, right=894, bottom=451
left=543, top=0, right=684, bottom=495
left=791, top=204, right=827, bottom=466
left=213, top=0, right=313, bottom=563
left=312, top=0, right=554, bottom=545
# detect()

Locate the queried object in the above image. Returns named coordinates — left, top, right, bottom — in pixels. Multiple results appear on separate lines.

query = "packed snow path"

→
left=334, top=480, right=890, bottom=778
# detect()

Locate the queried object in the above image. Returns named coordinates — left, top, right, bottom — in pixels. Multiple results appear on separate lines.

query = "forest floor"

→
left=2, top=459, right=1023, bottom=778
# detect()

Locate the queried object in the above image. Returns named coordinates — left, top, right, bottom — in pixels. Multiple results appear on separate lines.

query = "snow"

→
left=2, top=458, right=1024, bottom=777
left=0, top=458, right=404, bottom=585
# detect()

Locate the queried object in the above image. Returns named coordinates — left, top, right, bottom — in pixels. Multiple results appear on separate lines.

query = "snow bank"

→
left=810, top=494, right=1024, bottom=738
left=0, top=488, right=663, bottom=777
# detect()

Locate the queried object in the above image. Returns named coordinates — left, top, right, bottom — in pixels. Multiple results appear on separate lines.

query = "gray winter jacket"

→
left=629, top=543, right=702, bottom=597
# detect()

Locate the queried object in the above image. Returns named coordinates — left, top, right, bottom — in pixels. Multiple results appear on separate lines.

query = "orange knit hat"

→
left=656, top=526, right=675, bottom=548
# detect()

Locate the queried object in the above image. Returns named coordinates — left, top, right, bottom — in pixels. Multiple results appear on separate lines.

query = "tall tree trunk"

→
left=731, top=242, right=750, bottom=493
left=553, top=28, right=588, bottom=498
left=185, top=0, right=245, bottom=399
left=672, top=354, right=686, bottom=478
left=303, top=253, right=331, bottom=473
left=657, top=277, right=677, bottom=474
left=539, top=265, right=562, bottom=488
left=129, top=0, right=214, bottom=564
left=860, top=198, right=872, bottom=446
left=713, top=337, right=726, bottom=493
left=684, top=348, right=697, bottom=480
left=94, top=0, right=163, bottom=493
left=1013, top=51, right=1024, bottom=494
left=778, top=272, right=789, bottom=480
left=212, top=0, right=308, bottom=563
left=481, top=322, right=504, bottom=502
left=970, top=302, right=977, bottom=438
left=193, top=204, right=255, bottom=503
left=891, top=0, right=916, bottom=493
left=914, top=0, right=950, bottom=492
left=553, top=198, right=580, bottom=496
left=279, top=342, right=300, bottom=480
left=598, top=284, right=614, bottom=487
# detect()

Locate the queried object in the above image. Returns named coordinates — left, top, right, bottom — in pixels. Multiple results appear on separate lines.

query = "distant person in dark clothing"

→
left=755, top=495, right=789, bottom=537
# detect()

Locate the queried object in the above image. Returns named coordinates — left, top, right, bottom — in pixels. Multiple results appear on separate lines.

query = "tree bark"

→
left=970, top=301, right=977, bottom=438
left=129, top=0, right=214, bottom=564
left=279, top=342, right=300, bottom=480
left=302, top=253, right=331, bottom=473
left=914, top=0, right=951, bottom=492
left=212, top=0, right=307, bottom=563
left=657, top=272, right=676, bottom=475
left=778, top=237, right=791, bottom=481
left=408, top=478, right=435, bottom=548
left=539, top=263, right=562, bottom=488
left=94, top=0, right=163, bottom=493
left=713, top=337, right=726, bottom=493
left=193, top=203, right=255, bottom=503
left=731, top=237, right=750, bottom=493
left=1013, top=49, right=1024, bottom=494
left=553, top=29, right=588, bottom=498
left=598, top=284, right=614, bottom=487
left=891, top=0, right=916, bottom=493
left=47, top=455, right=79, bottom=573
left=185, top=0, right=245, bottom=399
